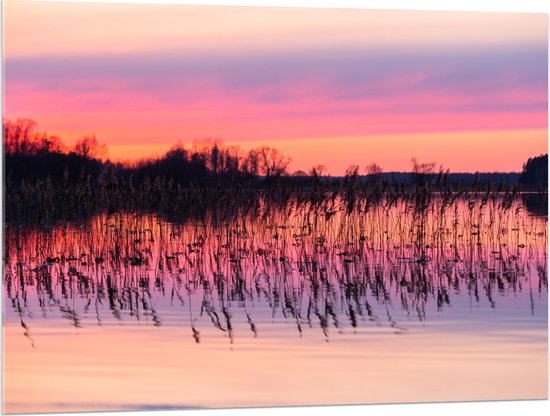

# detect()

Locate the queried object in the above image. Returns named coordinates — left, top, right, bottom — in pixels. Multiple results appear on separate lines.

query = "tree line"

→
left=2, top=118, right=547, bottom=189
left=2, top=118, right=292, bottom=187
left=520, top=154, right=548, bottom=186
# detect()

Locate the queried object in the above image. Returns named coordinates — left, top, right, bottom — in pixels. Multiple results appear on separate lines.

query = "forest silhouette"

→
left=2, top=118, right=547, bottom=223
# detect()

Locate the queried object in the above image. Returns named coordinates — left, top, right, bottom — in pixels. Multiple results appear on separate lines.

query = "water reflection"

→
left=2, top=195, right=548, bottom=412
left=523, top=192, right=549, bottom=217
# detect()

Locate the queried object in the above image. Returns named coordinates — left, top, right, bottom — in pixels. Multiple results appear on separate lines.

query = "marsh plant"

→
left=4, top=191, right=547, bottom=344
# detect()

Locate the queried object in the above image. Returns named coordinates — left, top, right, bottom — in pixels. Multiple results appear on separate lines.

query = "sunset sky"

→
left=3, top=0, right=548, bottom=174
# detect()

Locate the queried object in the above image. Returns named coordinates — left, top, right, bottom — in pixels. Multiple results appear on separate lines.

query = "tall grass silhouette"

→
left=4, top=192, right=547, bottom=343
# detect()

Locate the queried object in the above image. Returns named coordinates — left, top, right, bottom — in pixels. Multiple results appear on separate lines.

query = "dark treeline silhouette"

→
left=2, top=118, right=547, bottom=223
left=3, top=119, right=106, bottom=183
left=2, top=119, right=294, bottom=222
left=520, top=154, right=548, bottom=186
left=3, top=119, right=290, bottom=187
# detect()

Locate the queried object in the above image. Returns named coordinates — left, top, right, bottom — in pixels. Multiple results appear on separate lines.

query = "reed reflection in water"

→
left=2, top=195, right=548, bottom=413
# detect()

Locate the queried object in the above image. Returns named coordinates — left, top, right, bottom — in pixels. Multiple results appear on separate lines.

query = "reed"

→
left=3, top=189, right=546, bottom=343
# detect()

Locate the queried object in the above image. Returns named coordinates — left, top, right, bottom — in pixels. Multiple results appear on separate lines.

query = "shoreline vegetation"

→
left=2, top=118, right=548, bottom=224
left=2, top=118, right=548, bottom=343
left=4, top=203, right=547, bottom=339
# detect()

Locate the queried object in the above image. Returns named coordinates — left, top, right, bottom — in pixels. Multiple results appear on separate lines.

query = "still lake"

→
left=2, top=195, right=548, bottom=413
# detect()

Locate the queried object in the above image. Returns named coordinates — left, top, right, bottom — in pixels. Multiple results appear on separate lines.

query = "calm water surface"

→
left=2, top=196, right=548, bottom=413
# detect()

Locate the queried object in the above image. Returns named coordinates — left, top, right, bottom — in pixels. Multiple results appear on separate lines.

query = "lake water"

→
left=2, top=195, right=548, bottom=413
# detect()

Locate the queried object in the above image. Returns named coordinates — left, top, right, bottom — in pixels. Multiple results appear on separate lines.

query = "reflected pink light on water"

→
left=2, top=195, right=547, bottom=412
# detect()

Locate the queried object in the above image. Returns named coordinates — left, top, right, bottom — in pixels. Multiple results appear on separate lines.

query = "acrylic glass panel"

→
left=1, top=0, right=548, bottom=413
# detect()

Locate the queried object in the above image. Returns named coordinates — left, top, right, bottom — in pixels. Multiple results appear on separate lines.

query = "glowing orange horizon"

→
left=98, top=128, right=545, bottom=175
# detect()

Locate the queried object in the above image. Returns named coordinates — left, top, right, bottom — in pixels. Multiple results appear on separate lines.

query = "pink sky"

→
left=3, top=0, right=548, bottom=173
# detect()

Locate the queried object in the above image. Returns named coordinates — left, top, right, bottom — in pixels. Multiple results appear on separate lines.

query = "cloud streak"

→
left=6, top=45, right=547, bottom=107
